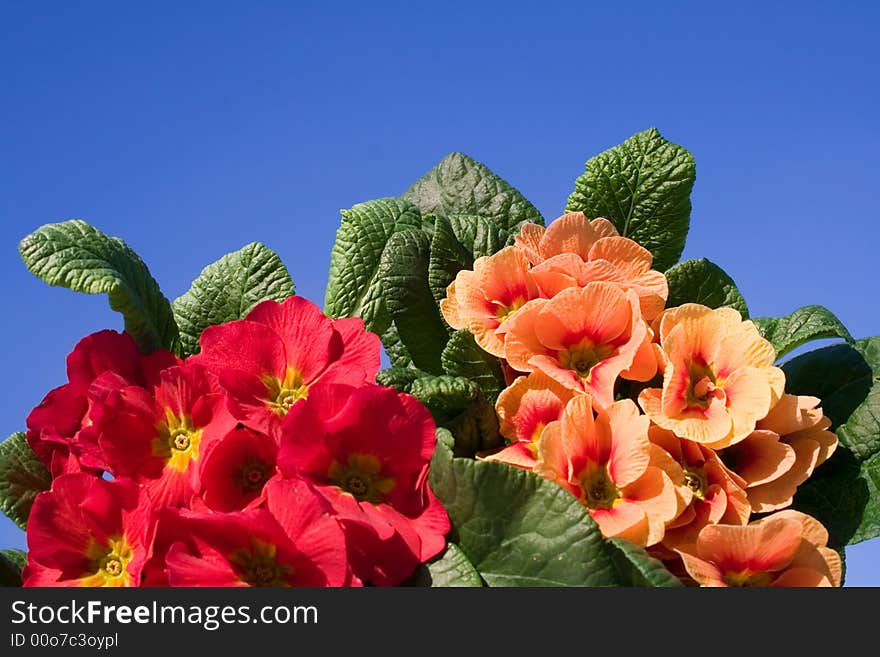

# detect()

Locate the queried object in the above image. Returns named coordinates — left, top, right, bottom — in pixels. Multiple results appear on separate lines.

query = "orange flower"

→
left=677, top=510, right=842, bottom=587
left=503, top=282, right=657, bottom=407
left=719, top=395, right=838, bottom=513
left=440, top=246, right=541, bottom=357
left=638, top=304, right=784, bottom=449
left=483, top=370, right=577, bottom=470
left=534, top=395, right=683, bottom=547
left=649, top=426, right=750, bottom=554
left=515, top=212, right=668, bottom=321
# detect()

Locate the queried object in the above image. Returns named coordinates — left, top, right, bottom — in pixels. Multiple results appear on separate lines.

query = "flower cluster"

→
left=443, top=212, right=841, bottom=587
left=22, top=297, right=449, bottom=587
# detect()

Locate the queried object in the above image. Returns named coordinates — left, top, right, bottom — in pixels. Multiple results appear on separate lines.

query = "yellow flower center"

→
left=683, top=467, right=708, bottom=499
left=686, top=362, right=723, bottom=408
left=79, top=536, right=135, bottom=587
left=229, top=538, right=292, bottom=587
left=328, top=453, right=396, bottom=503
left=264, top=367, right=309, bottom=417
left=560, top=339, right=615, bottom=381
left=578, top=465, right=619, bottom=510
left=723, top=570, right=774, bottom=587
left=495, top=297, right=526, bottom=323
left=153, top=410, right=201, bottom=472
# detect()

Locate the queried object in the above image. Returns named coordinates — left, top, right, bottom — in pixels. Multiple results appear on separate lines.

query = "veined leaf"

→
left=428, top=435, right=679, bottom=586
left=428, top=214, right=508, bottom=303
left=380, top=230, right=450, bottom=373
left=323, top=198, right=424, bottom=336
left=19, top=220, right=178, bottom=352
left=787, top=338, right=880, bottom=545
left=752, top=305, right=853, bottom=361
left=172, top=242, right=294, bottom=357
left=403, top=152, right=543, bottom=236
left=664, top=258, right=749, bottom=317
left=0, top=433, right=51, bottom=531
left=566, top=127, right=695, bottom=271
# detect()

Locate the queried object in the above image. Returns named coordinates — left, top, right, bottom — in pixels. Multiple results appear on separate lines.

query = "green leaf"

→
left=428, top=214, right=508, bottom=303
left=441, top=330, right=506, bottom=403
left=566, top=127, right=695, bottom=271
left=402, top=152, right=544, bottom=235
left=406, top=543, right=484, bottom=587
left=0, top=433, right=51, bottom=531
left=785, top=340, right=880, bottom=545
left=752, top=305, right=853, bottom=361
left=375, top=367, right=432, bottom=393
left=323, top=198, right=424, bottom=335
left=380, top=230, right=450, bottom=373
left=410, top=375, right=502, bottom=456
left=606, top=538, right=683, bottom=587
left=172, top=242, right=295, bottom=357
left=0, top=549, right=26, bottom=587
left=663, top=258, right=749, bottom=317
left=19, top=220, right=178, bottom=352
left=379, top=323, right=415, bottom=370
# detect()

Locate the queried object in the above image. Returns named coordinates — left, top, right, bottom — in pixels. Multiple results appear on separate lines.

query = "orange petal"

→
left=758, top=394, right=824, bottom=436
left=722, top=430, right=797, bottom=487
left=605, top=400, right=651, bottom=487
left=722, top=366, right=775, bottom=445
left=495, top=370, right=574, bottom=443
left=697, top=516, right=802, bottom=573
left=514, top=223, right=545, bottom=265
left=745, top=438, right=819, bottom=513
left=589, top=217, right=619, bottom=239
left=771, top=567, right=832, bottom=587
left=591, top=502, right=649, bottom=546
left=533, top=283, right=631, bottom=350
left=480, top=442, right=536, bottom=471
left=677, top=552, right=727, bottom=587
left=502, top=299, right=550, bottom=371
left=588, top=236, right=654, bottom=281
left=539, top=212, right=597, bottom=261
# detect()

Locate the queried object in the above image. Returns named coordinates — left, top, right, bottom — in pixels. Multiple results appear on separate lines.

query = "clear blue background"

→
left=2, top=2, right=878, bottom=584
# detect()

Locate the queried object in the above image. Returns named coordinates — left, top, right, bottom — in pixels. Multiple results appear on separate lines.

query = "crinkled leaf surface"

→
left=172, top=242, right=294, bottom=357
left=19, top=220, right=178, bottom=352
left=566, top=127, right=695, bottom=271
left=753, top=305, right=853, bottom=361
left=664, top=258, right=749, bottom=317
left=0, top=433, right=51, bottom=531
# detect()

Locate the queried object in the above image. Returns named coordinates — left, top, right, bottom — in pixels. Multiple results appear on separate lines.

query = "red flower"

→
left=198, top=426, right=278, bottom=512
left=23, top=473, right=153, bottom=587
left=93, top=362, right=237, bottom=508
left=26, top=330, right=179, bottom=476
left=165, top=478, right=353, bottom=587
left=277, top=383, right=450, bottom=585
left=191, top=297, right=380, bottom=437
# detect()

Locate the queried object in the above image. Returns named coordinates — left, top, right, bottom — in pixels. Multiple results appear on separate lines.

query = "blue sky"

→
left=2, top=2, right=878, bottom=584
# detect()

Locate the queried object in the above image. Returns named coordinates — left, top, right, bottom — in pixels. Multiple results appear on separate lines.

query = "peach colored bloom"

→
left=638, top=304, right=785, bottom=449
left=649, top=426, right=750, bottom=554
left=515, top=212, right=668, bottom=321
left=503, top=282, right=657, bottom=407
left=720, top=395, right=838, bottom=513
left=534, top=395, right=683, bottom=547
left=440, top=246, right=541, bottom=358
left=677, top=510, right=842, bottom=587
left=483, top=370, right=577, bottom=470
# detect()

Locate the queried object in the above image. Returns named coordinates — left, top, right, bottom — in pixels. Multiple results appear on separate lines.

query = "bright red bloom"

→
left=198, top=426, right=278, bottom=512
left=26, top=330, right=179, bottom=476
left=165, top=478, right=353, bottom=587
left=277, top=383, right=450, bottom=585
left=93, top=362, right=237, bottom=508
left=192, top=297, right=380, bottom=437
left=23, top=474, right=153, bottom=587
